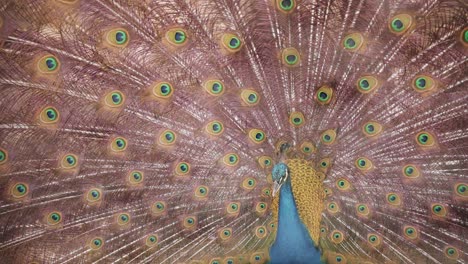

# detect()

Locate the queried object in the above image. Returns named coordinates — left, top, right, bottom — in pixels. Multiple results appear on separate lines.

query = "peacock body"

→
left=0, top=0, right=467, bottom=263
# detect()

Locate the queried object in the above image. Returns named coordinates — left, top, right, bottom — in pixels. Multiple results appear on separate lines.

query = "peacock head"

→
left=271, top=162, right=289, bottom=197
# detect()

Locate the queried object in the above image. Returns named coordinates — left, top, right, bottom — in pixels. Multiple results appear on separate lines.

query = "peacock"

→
left=0, top=0, right=467, bottom=263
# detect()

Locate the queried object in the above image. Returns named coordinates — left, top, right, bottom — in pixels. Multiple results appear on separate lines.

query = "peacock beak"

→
left=272, top=181, right=283, bottom=197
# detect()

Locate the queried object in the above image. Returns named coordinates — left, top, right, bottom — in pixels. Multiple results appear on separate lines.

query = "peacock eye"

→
left=227, top=202, right=240, bottom=215
left=256, top=202, right=267, bottom=214
left=367, top=233, right=381, bottom=246
left=403, top=226, right=418, bottom=239
left=327, top=202, right=339, bottom=213
left=356, top=75, right=380, bottom=93
left=221, top=33, right=242, bottom=53
left=219, top=228, right=232, bottom=240
left=342, top=33, right=364, bottom=51
left=104, top=90, right=125, bottom=107
left=335, top=255, right=345, bottom=263
left=47, top=211, right=63, bottom=225
left=159, top=129, right=177, bottom=146
left=431, top=203, right=446, bottom=217
left=151, top=201, right=166, bottom=215
left=276, top=0, right=295, bottom=13
left=412, top=75, right=436, bottom=92
left=11, top=183, right=28, bottom=198
left=315, top=85, right=333, bottom=105
left=128, top=171, right=144, bottom=184
left=223, top=153, right=239, bottom=166
left=362, top=121, right=382, bottom=137
left=146, top=234, right=158, bottom=247
left=203, top=80, right=224, bottom=96
left=38, top=55, right=60, bottom=73
left=281, top=47, right=300, bottom=66
left=262, top=187, right=272, bottom=197
left=90, top=237, right=104, bottom=250
left=356, top=204, right=370, bottom=217
left=183, top=216, right=197, bottom=229
left=321, top=129, right=337, bottom=145
left=455, top=183, right=467, bottom=197
left=117, top=213, right=131, bottom=225
left=460, top=27, right=468, bottom=45
left=289, top=111, right=305, bottom=127
left=386, top=193, right=401, bottom=206
left=300, top=141, right=315, bottom=154
left=444, top=246, right=459, bottom=260
left=255, top=226, right=267, bottom=238
left=152, top=82, right=173, bottom=98
left=61, top=154, right=78, bottom=169
left=106, top=28, right=130, bottom=47
left=86, top=188, right=102, bottom=204
left=248, top=129, right=266, bottom=144
left=241, top=89, right=260, bottom=106
left=206, top=120, right=224, bottom=136
left=0, top=148, right=7, bottom=164
left=258, top=156, right=273, bottom=168
left=175, top=162, right=190, bottom=176
left=195, top=185, right=209, bottom=198
left=355, top=157, right=372, bottom=171
left=330, top=230, right=344, bottom=243
left=415, top=131, right=436, bottom=147
left=111, top=137, right=127, bottom=152
left=39, top=106, right=60, bottom=124
left=336, top=178, right=351, bottom=191
left=165, top=28, right=188, bottom=47
left=389, top=14, right=413, bottom=34
left=402, top=164, right=420, bottom=179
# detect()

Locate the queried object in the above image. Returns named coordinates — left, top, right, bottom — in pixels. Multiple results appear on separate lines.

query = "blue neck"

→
left=269, top=178, right=322, bottom=264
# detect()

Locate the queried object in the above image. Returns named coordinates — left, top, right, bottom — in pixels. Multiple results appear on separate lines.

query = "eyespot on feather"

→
left=158, top=129, right=177, bottom=146
left=10, top=183, right=29, bottom=199
left=248, top=129, right=266, bottom=144
left=389, top=14, right=414, bottom=35
left=250, top=252, right=267, bottom=264
left=430, top=203, right=447, bottom=217
left=281, top=47, right=300, bottom=66
left=194, top=185, right=209, bottom=199
left=415, top=131, right=436, bottom=147
left=261, top=187, right=272, bottom=197
left=152, top=82, right=174, bottom=99
left=315, top=85, right=333, bottom=105
left=444, top=246, right=460, bottom=260
left=336, top=178, right=351, bottom=191
left=242, top=177, right=257, bottom=190
left=116, top=213, right=131, bottom=226
left=255, top=226, right=267, bottom=239
left=275, top=0, right=296, bottom=13
left=402, top=164, right=421, bottom=179
left=183, top=216, right=197, bottom=229
left=0, top=147, right=8, bottom=165
left=386, top=192, right=401, bottom=206
left=255, top=202, right=268, bottom=214
left=403, top=225, right=418, bottom=240
left=330, top=230, right=344, bottom=244
left=454, top=183, right=467, bottom=198
left=105, top=28, right=130, bottom=47
left=258, top=156, right=273, bottom=168
left=86, top=188, right=102, bottom=204
left=289, top=111, right=305, bottom=127
left=175, top=161, right=190, bottom=177
left=362, top=121, right=382, bottom=137
left=128, top=170, right=144, bottom=185
left=367, top=233, right=382, bottom=247
left=411, top=74, right=437, bottom=93
left=104, top=90, right=125, bottom=108
left=219, top=228, right=232, bottom=241
left=60, top=154, right=78, bottom=169
left=356, top=203, right=370, bottom=217
left=221, top=33, right=243, bottom=53
left=300, top=141, right=315, bottom=155
left=240, top=89, right=260, bottom=106
left=46, top=211, right=63, bottom=226
left=327, top=201, right=340, bottom=214
left=89, top=237, right=104, bottom=250
left=355, top=157, right=373, bottom=172
left=320, top=129, right=337, bottom=145
left=151, top=201, right=166, bottom=216
left=205, top=120, right=224, bottom=136
left=342, top=33, right=365, bottom=52
left=37, top=54, right=60, bottom=73
left=165, top=28, right=188, bottom=47
left=110, top=136, right=127, bottom=152
left=460, top=27, right=468, bottom=47
left=356, top=75, right=380, bottom=94
left=222, top=153, right=240, bottom=167
left=145, top=234, right=158, bottom=247
left=226, top=202, right=240, bottom=216
left=204, top=79, right=225, bottom=96
left=324, top=187, right=333, bottom=197
left=39, top=106, right=60, bottom=124
left=318, top=157, right=332, bottom=173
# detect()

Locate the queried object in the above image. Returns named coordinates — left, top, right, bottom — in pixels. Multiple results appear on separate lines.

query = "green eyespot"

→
left=276, top=0, right=295, bottom=13
left=240, top=89, right=260, bottom=106
left=281, top=47, right=300, bottom=66
left=195, top=185, right=209, bottom=199
left=111, top=137, right=127, bottom=152
left=151, top=201, right=166, bottom=216
left=86, top=188, right=102, bottom=204
left=128, top=170, right=144, bottom=185
left=11, top=183, right=28, bottom=198
left=327, top=202, right=339, bottom=213
left=104, top=90, right=125, bottom=107
left=204, top=80, right=225, bottom=96
left=256, top=202, right=268, bottom=215
left=165, top=28, right=188, bottom=47
left=315, top=85, right=333, bottom=105
left=38, top=55, right=60, bottom=73
left=206, top=120, right=224, bottom=136
left=175, top=161, right=190, bottom=176
left=355, top=157, right=373, bottom=172
left=90, top=237, right=104, bottom=250
left=321, top=129, right=337, bottom=145
left=146, top=234, right=158, bottom=247
left=242, top=177, right=257, bottom=190
left=39, top=106, right=60, bottom=124
left=258, top=156, right=273, bottom=169
left=223, top=153, right=239, bottom=167
left=415, top=131, right=436, bottom=147
left=362, top=121, right=382, bottom=137
left=106, top=28, right=129, bottom=47
left=117, top=213, right=131, bottom=226
left=46, top=211, right=63, bottom=226
left=336, top=178, right=350, bottom=191
left=219, top=228, right=232, bottom=240
left=183, top=216, right=197, bottom=229
left=356, top=203, right=370, bottom=217
left=460, top=27, right=468, bottom=46
left=403, top=226, right=418, bottom=239
left=356, top=75, right=380, bottom=94
left=255, top=226, right=267, bottom=238
left=343, top=33, right=364, bottom=51
left=330, top=230, right=344, bottom=244
left=402, top=164, right=420, bottom=179
left=444, top=246, right=459, bottom=260
left=152, top=82, right=174, bottom=99
left=367, top=233, right=381, bottom=247
left=289, top=111, right=305, bottom=127
left=431, top=203, right=447, bottom=217
left=0, top=148, right=8, bottom=165
left=221, top=33, right=243, bottom=53
left=454, top=183, right=467, bottom=197
left=248, top=129, right=266, bottom=144
left=389, top=14, right=414, bottom=34
left=159, top=129, right=177, bottom=146
left=386, top=193, right=401, bottom=206
left=61, top=154, right=78, bottom=169
left=227, top=202, right=240, bottom=216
